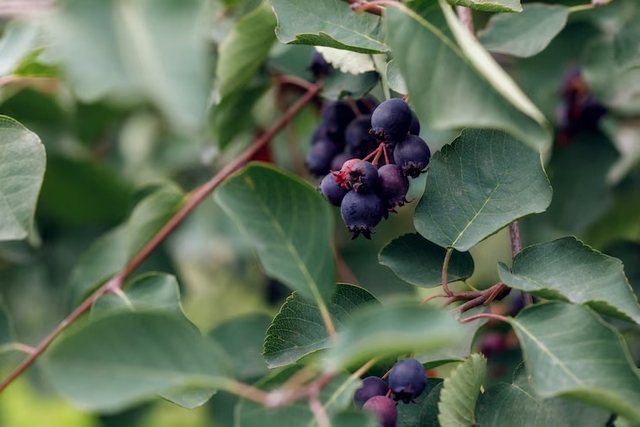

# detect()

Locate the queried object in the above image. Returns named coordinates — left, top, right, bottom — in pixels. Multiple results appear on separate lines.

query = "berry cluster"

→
left=556, top=68, right=606, bottom=146
left=353, top=358, right=428, bottom=427
left=310, top=98, right=431, bottom=239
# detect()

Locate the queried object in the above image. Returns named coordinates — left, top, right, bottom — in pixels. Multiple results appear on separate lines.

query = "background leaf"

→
left=266, top=0, right=387, bottom=54
left=511, top=302, right=640, bottom=423
left=397, top=378, right=443, bottom=427
left=324, top=301, right=463, bottom=370
left=498, top=236, right=640, bottom=324
left=438, top=354, right=486, bottom=427
left=475, top=363, right=611, bottom=427
left=379, top=233, right=475, bottom=288
left=479, top=4, right=569, bottom=58
left=216, top=3, right=277, bottom=98
left=0, top=116, right=45, bottom=241
left=42, top=312, right=233, bottom=413
left=446, top=0, right=521, bottom=13
left=0, top=20, right=40, bottom=76
left=387, top=2, right=550, bottom=152
left=414, top=129, right=552, bottom=251
left=263, top=283, right=379, bottom=368
left=215, top=163, right=336, bottom=301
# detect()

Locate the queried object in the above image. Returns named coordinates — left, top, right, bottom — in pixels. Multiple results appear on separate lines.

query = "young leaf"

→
left=414, top=129, right=552, bottom=252
left=475, top=363, right=611, bottom=427
left=0, top=116, right=45, bottom=241
left=498, top=237, right=640, bottom=325
left=446, top=0, right=521, bottom=13
left=214, top=163, right=336, bottom=301
left=263, top=284, right=379, bottom=368
left=324, top=301, right=463, bottom=370
left=438, top=354, right=487, bottom=427
left=479, top=4, right=569, bottom=58
left=266, top=0, right=387, bottom=54
left=387, top=2, right=551, bottom=152
left=42, top=312, right=233, bottom=413
left=511, top=302, right=640, bottom=423
left=379, top=233, right=475, bottom=288
left=217, top=3, right=277, bottom=98
left=46, top=0, right=210, bottom=131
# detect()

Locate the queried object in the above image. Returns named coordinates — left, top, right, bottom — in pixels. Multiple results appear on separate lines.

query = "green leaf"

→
left=0, top=116, right=46, bottom=241
left=235, top=366, right=363, bottom=427
left=46, top=0, right=210, bottom=131
left=68, top=183, right=185, bottom=303
left=214, top=163, right=335, bottom=301
left=386, top=59, right=407, bottom=95
left=413, top=129, right=552, bottom=251
left=0, top=20, right=40, bottom=76
left=263, top=283, right=379, bottom=368
left=446, top=0, right=521, bottom=13
left=498, top=237, right=640, bottom=325
left=416, top=307, right=489, bottom=369
left=0, top=298, right=14, bottom=354
left=420, top=382, right=444, bottom=427
left=42, top=312, right=233, bottom=412
left=438, top=354, right=486, bottom=427
left=511, top=302, right=640, bottom=423
left=324, top=301, right=464, bottom=370
left=266, top=0, right=388, bottom=54
left=397, top=378, right=443, bottom=427
left=321, top=70, right=379, bottom=101
left=209, top=313, right=272, bottom=380
left=475, top=362, right=611, bottom=427
left=478, top=4, right=569, bottom=58
left=217, top=3, right=277, bottom=98
left=387, top=2, right=550, bottom=152
left=379, top=233, right=475, bottom=288
left=91, top=273, right=186, bottom=319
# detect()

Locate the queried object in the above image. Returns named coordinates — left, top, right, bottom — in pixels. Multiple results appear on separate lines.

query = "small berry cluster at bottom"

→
left=312, top=98, right=431, bottom=240
left=353, top=358, right=427, bottom=427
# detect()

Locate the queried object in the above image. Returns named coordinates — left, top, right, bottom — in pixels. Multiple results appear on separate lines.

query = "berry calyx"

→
left=362, top=396, right=397, bottom=427
left=389, top=358, right=427, bottom=404
left=393, top=134, right=431, bottom=178
left=341, top=191, right=384, bottom=240
left=319, top=173, right=348, bottom=207
left=371, top=98, right=412, bottom=142
left=353, top=376, right=390, bottom=407
left=349, top=161, right=379, bottom=193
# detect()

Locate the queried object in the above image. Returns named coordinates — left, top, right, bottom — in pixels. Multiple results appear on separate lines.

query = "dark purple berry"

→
left=356, top=96, right=379, bottom=114
left=371, top=98, right=412, bottom=142
left=479, top=332, right=507, bottom=358
left=341, top=191, right=384, bottom=240
left=346, top=115, right=378, bottom=159
left=306, top=138, right=339, bottom=176
left=319, top=173, right=348, bottom=207
left=353, top=377, right=390, bottom=407
left=389, top=358, right=427, bottom=404
left=409, top=110, right=421, bottom=135
left=349, top=161, right=379, bottom=193
left=321, top=100, right=356, bottom=145
left=377, top=164, right=409, bottom=208
left=331, top=152, right=356, bottom=172
left=362, top=396, right=397, bottom=427
left=308, top=51, right=332, bottom=81
left=393, top=134, right=431, bottom=178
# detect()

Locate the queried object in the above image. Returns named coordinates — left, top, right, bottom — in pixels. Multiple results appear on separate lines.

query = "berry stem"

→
left=0, top=81, right=324, bottom=395
left=441, top=248, right=454, bottom=296
left=381, top=143, right=390, bottom=165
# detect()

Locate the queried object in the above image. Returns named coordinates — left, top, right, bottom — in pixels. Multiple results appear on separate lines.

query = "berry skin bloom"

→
left=389, top=358, right=427, bottom=403
left=371, top=98, right=412, bottom=142
left=362, top=395, right=397, bottom=427
left=393, top=134, right=431, bottom=178
left=353, top=376, right=390, bottom=407
left=340, top=191, right=384, bottom=240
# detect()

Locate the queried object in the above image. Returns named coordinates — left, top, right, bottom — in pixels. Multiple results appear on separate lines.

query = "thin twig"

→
left=0, top=82, right=324, bottom=395
left=460, top=313, right=509, bottom=324
left=442, top=248, right=454, bottom=296
left=509, top=221, right=522, bottom=258
left=12, top=343, right=36, bottom=355
left=309, top=394, right=331, bottom=427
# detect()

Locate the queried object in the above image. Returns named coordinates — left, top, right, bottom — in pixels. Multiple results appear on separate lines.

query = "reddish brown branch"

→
left=0, top=81, right=323, bottom=394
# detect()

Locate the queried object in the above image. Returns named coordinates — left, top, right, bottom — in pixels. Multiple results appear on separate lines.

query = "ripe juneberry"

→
left=319, top=173, right=348, bottom=207
left=349, top=161, right=379, bottom=193
left=479, top=332, right=507, bottom=358
left=394, top=134, right=431, bottom=178
left=321, top=100, right=356, bottom=144
left=377, top=164, right=410, bottom=208
left=353, top=376, right=390, bottom=407
left=308, top=51, right=332, bottom=81
left=389, top=358, right=427, bottom=404
left=341, top=191, right=384, bottom=240
left=345, top=115, right=378, bottom=159
left=371, top=98, right=412, bottom=142
left=306, top=138, right=340, bottom=176
left=362, top=396, right=397, bottom=427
